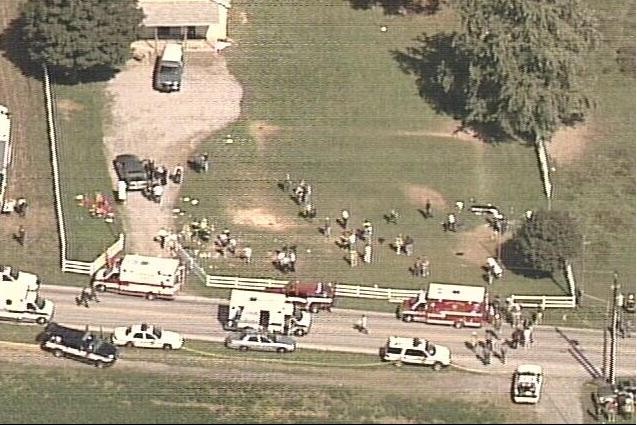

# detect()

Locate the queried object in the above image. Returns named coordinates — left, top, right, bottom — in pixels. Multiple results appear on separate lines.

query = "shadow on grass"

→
left=346, top=0, right=444, bottom=15
left=0, top=14, right=119, bottom=84
left=391, top=33, right=512, bottom=143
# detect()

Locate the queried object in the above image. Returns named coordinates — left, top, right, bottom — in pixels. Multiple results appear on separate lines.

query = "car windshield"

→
left=160, top=65, right=181, bottom=80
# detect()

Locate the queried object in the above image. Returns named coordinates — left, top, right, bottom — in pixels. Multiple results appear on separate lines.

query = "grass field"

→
left=54, top=82, right=123, bottom=261
left=178, top=3, right=560, bottom=298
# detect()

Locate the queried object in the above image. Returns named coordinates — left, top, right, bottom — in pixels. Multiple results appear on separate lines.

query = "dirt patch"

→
left=397, top=121, right=487, bottom=150
left=248, top=120, right=281, bottom=150
left=403, top=184, right=448, bottom=209
left=547, top=124, right=590, bottom=166
left=230, top=207, right=294, bottom=232
left=56, top=99, right=84, bottom=121
left=454, top=223, right=513, bottom=266
left=103, top=53, right=243, bottom=256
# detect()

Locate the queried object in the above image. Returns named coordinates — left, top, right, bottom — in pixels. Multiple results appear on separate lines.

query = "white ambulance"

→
left=93, top=255, right=185, bottom=300
left=0, top=266, right=55, bottom=324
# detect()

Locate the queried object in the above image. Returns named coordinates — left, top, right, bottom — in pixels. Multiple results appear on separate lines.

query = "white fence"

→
left=44, top=65, right=124, bottom=276
left=509, top=295, right=576, bottom=309
left=61, top=234, right=125, bottom=275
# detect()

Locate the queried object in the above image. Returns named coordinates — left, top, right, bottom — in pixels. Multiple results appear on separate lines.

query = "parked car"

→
left=224, top=331, right=296, bottom=353
left=111, top=323, right=184, bottom=350
left=113, top=154, right=147, bottom=191
left=512, top=364, right=544, bottom=404
left=38, top=322, right=117, bottom=368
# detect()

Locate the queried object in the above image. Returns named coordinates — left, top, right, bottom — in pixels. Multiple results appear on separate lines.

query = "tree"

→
left=513, top=210, right=583, bottom=275
left=451, top=0, right=599, bottom=142
left=21, top=0, right=143, bottom=75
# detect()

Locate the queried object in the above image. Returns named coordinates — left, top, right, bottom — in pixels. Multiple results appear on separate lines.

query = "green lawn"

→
left=178, top=2, right=560, bottom=298
left=54, top=82, right=122, bottom=261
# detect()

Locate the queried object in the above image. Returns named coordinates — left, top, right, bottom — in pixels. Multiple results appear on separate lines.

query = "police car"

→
left=380, top=336, right=451, bottom=371
left=512, top=364, right=544, bottom=404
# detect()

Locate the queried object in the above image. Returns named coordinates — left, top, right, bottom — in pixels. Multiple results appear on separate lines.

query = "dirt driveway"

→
left=103, top=53, right=242, bottom=256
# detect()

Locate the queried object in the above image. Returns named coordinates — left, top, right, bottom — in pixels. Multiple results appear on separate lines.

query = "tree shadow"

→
left=346, top=0, right=443, bottom=15
left=0, top=14, right=119, bottom=85
left=391, top=33, right=512, bottom=143
left=391, top=33, right=468, bottom=119
left=500, top=238, right=553, bottom=280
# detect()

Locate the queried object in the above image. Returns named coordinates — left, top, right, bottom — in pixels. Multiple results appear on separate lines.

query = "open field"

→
left=178, top=2, right=560, bottom=298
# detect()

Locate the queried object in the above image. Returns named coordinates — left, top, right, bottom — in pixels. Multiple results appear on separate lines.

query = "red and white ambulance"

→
left=397, top=283, right=487, bottom=328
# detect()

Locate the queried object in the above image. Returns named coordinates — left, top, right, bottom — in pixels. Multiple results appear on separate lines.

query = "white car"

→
left=512, top=364, right=544, bottom=404
left=224, top=331, right=296, bottom=353
left=380, top=336, right=451, bottom=371
left=111, top=323, right=184, bottom=350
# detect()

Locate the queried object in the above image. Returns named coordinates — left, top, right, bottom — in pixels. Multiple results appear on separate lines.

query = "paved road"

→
left=40, top=285, right=635, bottom=423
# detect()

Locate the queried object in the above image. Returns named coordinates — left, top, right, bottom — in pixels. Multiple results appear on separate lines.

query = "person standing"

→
left=447, top=213, right=456, bottom=232
left=421, top=257, right=431, bottom=277
left=424, top=199, right=432, bottom=218
left=323, top=217, right=331, bottom=239
left=357, top=314, right=369, bottom=334
left=341, top=209, right=350, bottom=229
left=16, top=225, right=26, bottom=246
left=349, top=248, right=358, bottom=267
left=363, top=243, right=372, bottom=264
left=152, top=183, right=164, bottom=204
left=388, top=208, right=399, bottom=224
left=173, top=164, right=184, bottom=184
left=202, top=153, right=210, bottom=173
left=242, top=246, right=253, bottom=264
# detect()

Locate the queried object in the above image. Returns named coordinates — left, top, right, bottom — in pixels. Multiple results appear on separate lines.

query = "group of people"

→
left=274, top=246, right=297, bottom=273
left=393, top=234, right=414, bottom=256
left=412, top=257, right=431, bottom=278
left=142, top=160, right=183, bottom=204
left=75, top=284, right=100, bottom=308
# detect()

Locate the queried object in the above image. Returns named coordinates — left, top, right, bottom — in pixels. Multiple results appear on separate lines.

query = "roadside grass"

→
left=0, top=359, right=519, bottom=424
left=179, top=1, right=558, bottom=300
left=54, top=82, right=122, bottom=261
left=0, top=0, right=85, bottom=287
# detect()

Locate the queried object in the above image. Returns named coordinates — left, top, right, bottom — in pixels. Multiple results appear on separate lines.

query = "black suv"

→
left=38, top=322, right=118, bottom=368
left=113, top=154, right=148, bottom=191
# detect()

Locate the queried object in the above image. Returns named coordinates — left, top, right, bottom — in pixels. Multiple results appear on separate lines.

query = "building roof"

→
left=140, top=0, right=222, bottom=27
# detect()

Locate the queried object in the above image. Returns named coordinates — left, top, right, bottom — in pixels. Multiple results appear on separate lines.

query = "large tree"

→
left=452, top=0, right=599, bottom=142
left=22, top=0, right=143, bottom=74
left=513, top=210, right=583, bottom=275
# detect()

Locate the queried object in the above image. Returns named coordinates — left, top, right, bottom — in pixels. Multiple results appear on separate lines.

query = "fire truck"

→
left=397, top=283, right=487, bottom=328
left=265, top=281, right=335, bottom=313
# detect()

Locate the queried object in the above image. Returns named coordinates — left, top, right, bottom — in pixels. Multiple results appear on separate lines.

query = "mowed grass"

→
left=178, top=2, right=557, bottom=298
left=54, top=82, right=122, bottom=261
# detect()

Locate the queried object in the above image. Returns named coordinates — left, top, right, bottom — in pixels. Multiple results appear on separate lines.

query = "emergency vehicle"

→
left=380, top=336, right=451, bottom=371
left=92, top=255, right=185, bottom=300
left=0, top=266, right=55, bottom=325
left=265, top=280, right=335, bottom=312
left=226, top=289, right=312, bottom=336
left=398, top=283, right=487, bottom=328
left=512, top=364, right=544, bottom=404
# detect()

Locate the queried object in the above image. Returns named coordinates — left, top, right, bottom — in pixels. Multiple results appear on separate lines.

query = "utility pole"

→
left=608, top=271, right=620, bottom=385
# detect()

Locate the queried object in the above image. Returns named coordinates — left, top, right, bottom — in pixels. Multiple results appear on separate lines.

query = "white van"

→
left=380, top=336, right=451, bottom=371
